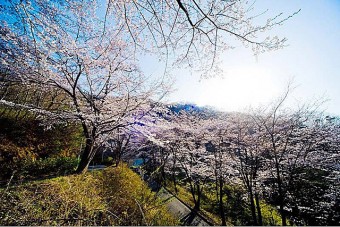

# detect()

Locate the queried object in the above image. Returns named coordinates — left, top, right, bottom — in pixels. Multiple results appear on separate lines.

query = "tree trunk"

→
left=249, top=189, right=258, bottom=225
left=280, top=203, right=287, bottom=226
left=172, top=153, right=178, bottom=193
left=75, top=138, right=95, bottom=174
left=219, top=177, right=227, bottom=226
left=255, top=192, right=263, bottom=226
left=275, top=158, right=286, bottom=226
left=160, top=164, right=166, bottom=186
left=193, top=182, right=201, bottom=211
left=172, top=173, right=178, bottom=194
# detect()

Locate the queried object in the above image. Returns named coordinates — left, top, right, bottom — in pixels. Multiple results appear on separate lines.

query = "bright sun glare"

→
left=196, top=66, right=282, bottom=111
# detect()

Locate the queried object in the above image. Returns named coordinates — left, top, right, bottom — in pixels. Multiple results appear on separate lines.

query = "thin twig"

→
left=135, top=198, right=149, bottom=226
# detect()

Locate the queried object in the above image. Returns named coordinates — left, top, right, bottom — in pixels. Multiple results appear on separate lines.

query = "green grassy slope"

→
left=0, top=164, right=179, bottom=226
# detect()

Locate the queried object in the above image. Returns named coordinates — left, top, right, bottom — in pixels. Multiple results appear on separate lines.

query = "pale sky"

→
left=141, top=0, right=340, bottom=115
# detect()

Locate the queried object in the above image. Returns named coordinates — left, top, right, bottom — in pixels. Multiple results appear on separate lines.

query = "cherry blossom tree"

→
left=0, top=0, right=298, bottom=173
left=172, top=111, right=211, bottom=211
left=135, top=100, right=339, bottom=225
left=282, top=114, right=340, bottom=225
left=142, top=106, right=215, bottom=209
left=218, top=113, right=265, bottom=225
left=99, top=127, right=132, bottom=166
left=0, top=0, right=168, bottom=173
left=203, top=112, right=266, bottom=225
left=200, top=116, right=234, bottom=225
left=248, top=85, right=335, bottom=225
left=105, top=0, right=299, bottom=77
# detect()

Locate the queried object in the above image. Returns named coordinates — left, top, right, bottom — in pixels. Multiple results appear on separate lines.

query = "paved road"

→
left=156, top=187, right=210, bottom=226
left=132, top=167, right=212, bottom=225
left=88, top=165, right=107, bottom=171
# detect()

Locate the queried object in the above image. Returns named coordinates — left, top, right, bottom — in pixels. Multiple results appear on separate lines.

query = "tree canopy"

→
left=0, top=0, right=298, bottom=172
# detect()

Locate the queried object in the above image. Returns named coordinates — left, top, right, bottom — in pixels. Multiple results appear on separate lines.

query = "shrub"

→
left=0, top=113, right=83, bottom=180
left=257, top=200, right=282, bottom=226
left=1, top=156, right=79, bottom=183
left=20, top=156, right=79, bottom=177
left=0, top=164, right=179, bottom=226
left=99, top=164, right=179, bottom=225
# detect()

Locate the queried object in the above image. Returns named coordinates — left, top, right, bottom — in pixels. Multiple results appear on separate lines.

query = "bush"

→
left=98, top=164, right=179, bottom=225
left=20, top=157, right=79, bottom=177
left=1, top=157, right=79, bottom=183
left=0, top=115, right=83, bottom=158
left=0, top=164, right=179, bottom=226
left=0, top=112, right=83, bottom=181
left=259, top=200, right=282, bottom=226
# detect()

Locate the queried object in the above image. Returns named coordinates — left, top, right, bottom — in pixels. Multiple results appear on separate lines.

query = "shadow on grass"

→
left=0, top=170, right=77, bottom=188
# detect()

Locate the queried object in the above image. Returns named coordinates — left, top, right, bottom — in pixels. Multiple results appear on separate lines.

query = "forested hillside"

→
left=135, top=101, right=340, bottom=226
left=1, top=98, right=339, bottom=225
